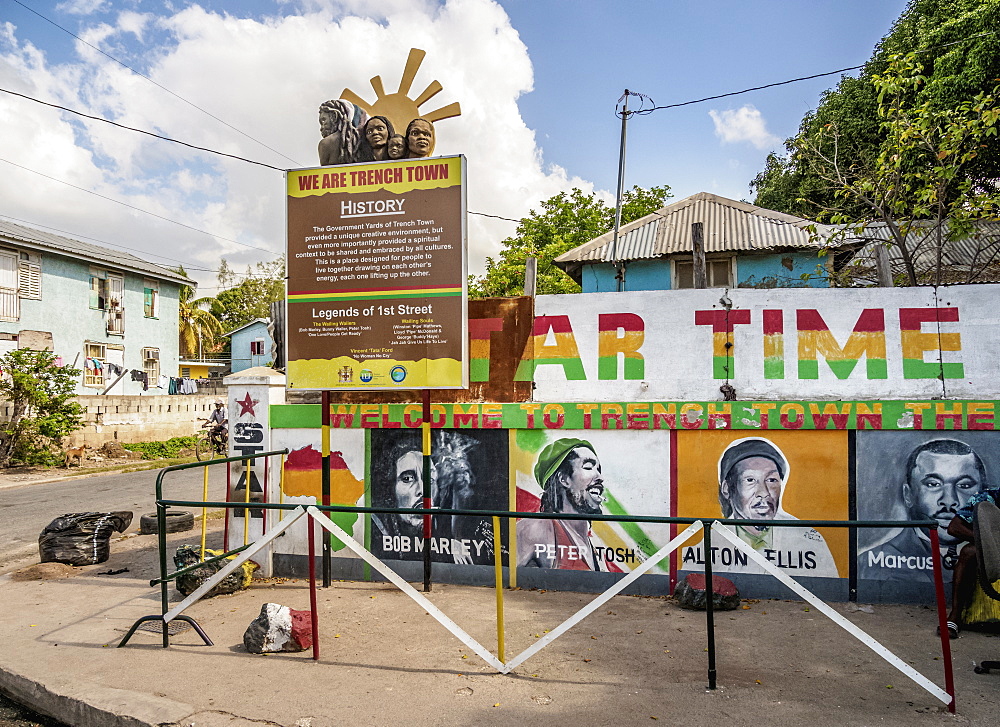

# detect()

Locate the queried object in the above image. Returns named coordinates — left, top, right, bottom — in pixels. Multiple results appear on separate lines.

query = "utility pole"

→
left=611, top=90, right=631, bottom=293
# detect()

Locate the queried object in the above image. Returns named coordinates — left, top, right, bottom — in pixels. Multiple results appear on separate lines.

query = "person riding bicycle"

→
left=203, top=399, right=228, bottom=452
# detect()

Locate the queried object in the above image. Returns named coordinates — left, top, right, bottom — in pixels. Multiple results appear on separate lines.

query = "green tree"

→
left=175, top=267, right=224, bottom=358
left=470, top=185, right=671, bottom=298
left=796, top=54, right=1000, bottom=286
left=752, top=0, right=1000, bottom=217
left=0, top=349, right=83, bottom=466
left=212, top=258, right=285, bottom=331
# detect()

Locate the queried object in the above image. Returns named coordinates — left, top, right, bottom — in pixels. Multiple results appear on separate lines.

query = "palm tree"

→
left=178, top=282, right=223, bottom=359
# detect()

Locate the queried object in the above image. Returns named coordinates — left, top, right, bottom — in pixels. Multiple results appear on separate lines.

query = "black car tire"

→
left=139, top=510, right=195, bottom=535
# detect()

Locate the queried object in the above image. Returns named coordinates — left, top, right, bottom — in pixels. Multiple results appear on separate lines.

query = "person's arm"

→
left=947, top=515, right=974, bottom=543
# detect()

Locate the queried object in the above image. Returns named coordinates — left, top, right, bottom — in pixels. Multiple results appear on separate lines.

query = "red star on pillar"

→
left=236, top=392, right=257, bottom=417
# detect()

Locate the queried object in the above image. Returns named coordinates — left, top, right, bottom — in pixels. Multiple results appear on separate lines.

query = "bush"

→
left=0, top=349, right=83, bottom=467
left=122, top=436, right=199, bottom=459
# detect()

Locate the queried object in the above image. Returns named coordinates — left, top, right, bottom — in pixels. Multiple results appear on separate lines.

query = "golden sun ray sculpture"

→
left=318, top=48, right=461, bottom=166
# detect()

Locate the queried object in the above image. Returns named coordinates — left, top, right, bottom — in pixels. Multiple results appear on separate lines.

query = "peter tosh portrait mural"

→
left=317, top=48, right=461, bottom=166
left=856, top=431, right=999, bottom=584
left=370, top=428, right=508, bottom=566
left=676, top=430, right=849, bottom=579
left=512, top=429, right=672, bottom=574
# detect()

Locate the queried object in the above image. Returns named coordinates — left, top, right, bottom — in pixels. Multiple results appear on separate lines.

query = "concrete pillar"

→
left=224, top=366, right=286, bottom=576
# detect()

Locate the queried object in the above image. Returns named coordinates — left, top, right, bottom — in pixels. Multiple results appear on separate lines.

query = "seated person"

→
left=943, top=484, right=1000, bottom=638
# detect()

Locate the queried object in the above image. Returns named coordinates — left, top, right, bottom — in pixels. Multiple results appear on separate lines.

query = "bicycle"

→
left=195, top=419, right=228, bottom=461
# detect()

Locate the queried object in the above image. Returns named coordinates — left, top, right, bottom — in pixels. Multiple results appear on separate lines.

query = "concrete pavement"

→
left=0, top=471, right=997, bottom=726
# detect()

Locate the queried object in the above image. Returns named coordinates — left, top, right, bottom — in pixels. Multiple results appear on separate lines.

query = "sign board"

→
left=286, top=156, right=467, bottom=390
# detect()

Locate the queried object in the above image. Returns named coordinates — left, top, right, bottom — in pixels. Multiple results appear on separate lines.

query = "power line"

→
left=0, top=157, right=281, bottom=256
left=0, top=87, right=284, bottom=170
left=470, top=211, right=519, bottom=223
left=1, top=88, right=525, bottom=223
left=642, top=31, right=1000, bottom=113
left=9, top=0, right=302, bottom=167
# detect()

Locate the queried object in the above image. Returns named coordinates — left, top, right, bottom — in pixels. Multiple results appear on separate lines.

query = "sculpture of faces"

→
left=365, top=117, right=389, bottom=148
left=405, top=118, right=435, bottom=158
left=387, top=134, right=407, bottom=159
left=319, top=109, right=335, bottom=138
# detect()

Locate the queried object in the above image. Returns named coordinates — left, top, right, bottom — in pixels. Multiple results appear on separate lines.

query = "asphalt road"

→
left=0, top=467, right=211, bottom=725
left=0, top=467, right=211, bottom=569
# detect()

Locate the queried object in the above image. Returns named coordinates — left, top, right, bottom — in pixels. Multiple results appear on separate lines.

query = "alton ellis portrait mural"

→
left=676, top=430, right=849, bottom=578
left=317, top=48, right=461, bottom=167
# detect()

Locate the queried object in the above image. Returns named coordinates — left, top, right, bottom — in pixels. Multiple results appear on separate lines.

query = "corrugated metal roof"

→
left=830, top=221, right=1000, bottom=284
left=556, top=192, right=826, bottom=265
left=0, top=218, right=193, bottom=286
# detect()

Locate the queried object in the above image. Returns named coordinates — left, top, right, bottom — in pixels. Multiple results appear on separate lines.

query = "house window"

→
left=250, top=339, right=265, bottom=356
left=0, top=333, right=17, bottom=357
left=143, top=347, right=160, bottom=382
left=0, top=250, right=19, bottom=321
left=84, top=342, right=106, bottom=388
left=181, top=367, right=191, bottom=378
left=143, top=279, right=158, bottom=318
left=674, top=258, right=734, bottom=289
left=18, top=252, right=41, bottom=300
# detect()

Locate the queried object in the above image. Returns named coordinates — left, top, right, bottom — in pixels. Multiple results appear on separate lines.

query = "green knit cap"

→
left=534, top=437, right=595, bottom=489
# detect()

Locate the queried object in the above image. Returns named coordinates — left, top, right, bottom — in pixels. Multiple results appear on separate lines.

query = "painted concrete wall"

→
left=0, top=248, right=181, bottom=394
left=735, top=251, right=827, bottom=288
left=230, top=321, right=273, bottom=373
left=260, top=401, right=1000, bottom=604
left=579, top=251, right=827, bottom=293
left=582, top=259, right=673, bottom=293
left=47, top=394, right=222, bottom=447
left=529, top=285, right=992, bottom=402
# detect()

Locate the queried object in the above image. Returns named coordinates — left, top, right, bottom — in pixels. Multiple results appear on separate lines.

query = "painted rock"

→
left=174, top=545, right=258, bottom=598
left=673, top=573, right=741, bottom=611
left=243, top=603, right=313, bottom=653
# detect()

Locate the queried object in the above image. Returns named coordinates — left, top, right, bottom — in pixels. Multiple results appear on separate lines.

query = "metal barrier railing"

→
left=119, top=455, right=956, bottom=712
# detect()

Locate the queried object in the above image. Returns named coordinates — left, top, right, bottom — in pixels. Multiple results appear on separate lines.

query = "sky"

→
left=0, top=0, right=910, bottom=293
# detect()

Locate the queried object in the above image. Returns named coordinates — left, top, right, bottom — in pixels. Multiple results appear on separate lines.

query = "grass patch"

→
left=122, top=436, right=199, bottom=459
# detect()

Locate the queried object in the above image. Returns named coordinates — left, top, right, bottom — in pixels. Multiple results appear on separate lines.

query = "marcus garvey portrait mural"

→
left=856, top=431, right=999, bottom=585
left=317, top=48, right=461, bottom=166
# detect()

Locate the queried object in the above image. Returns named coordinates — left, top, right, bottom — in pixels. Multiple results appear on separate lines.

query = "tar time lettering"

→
left=495, top=307, right=964, bottom=382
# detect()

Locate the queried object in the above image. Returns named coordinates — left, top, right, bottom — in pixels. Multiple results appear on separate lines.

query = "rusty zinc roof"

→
left=555, top=192, right=825, bottom=266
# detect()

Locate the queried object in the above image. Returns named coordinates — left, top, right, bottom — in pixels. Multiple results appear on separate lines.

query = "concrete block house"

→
left=555, top=192, right=834, bottom=292
left=226, top=318, right=274, bottom=373
left=0, top=219, right=189, bottom=394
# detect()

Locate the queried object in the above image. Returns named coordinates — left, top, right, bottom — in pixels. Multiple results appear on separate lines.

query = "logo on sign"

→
left=390, top=366, right=407, bottom=383
left=359, top=369, right=373, bottom=383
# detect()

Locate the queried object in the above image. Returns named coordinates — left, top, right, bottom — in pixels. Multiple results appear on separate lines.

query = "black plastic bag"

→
left=38, top=511, right=133, bottom=566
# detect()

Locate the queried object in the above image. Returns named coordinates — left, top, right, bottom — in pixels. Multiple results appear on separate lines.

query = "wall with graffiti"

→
left=263, top=399, right=1000, bottom=602
left=253, top=285, right=1000, bottom=601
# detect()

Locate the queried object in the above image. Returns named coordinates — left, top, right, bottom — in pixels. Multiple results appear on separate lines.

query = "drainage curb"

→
left=0, top=665, right=195, bottom=727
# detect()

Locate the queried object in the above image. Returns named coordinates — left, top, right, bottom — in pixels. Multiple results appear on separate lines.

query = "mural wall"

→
left=265, top=400, right=999, bottom=602
left=256, top=285, right=1000, bottom=601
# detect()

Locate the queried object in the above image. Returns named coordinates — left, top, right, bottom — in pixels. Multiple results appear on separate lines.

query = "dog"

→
left=63, top=445, right=89, bottom=468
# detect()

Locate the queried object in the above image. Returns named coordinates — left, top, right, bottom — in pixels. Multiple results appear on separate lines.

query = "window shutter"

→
left=18, top=261, right=41, bottom=299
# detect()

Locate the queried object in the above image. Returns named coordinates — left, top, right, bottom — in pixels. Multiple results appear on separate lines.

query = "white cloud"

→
left=0, top=0, right=592, bottom=291
left=55, top=0, right=107, bottom=16
left=709, top=105, right=780, bottom=150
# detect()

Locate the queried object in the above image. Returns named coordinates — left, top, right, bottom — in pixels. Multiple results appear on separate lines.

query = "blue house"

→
left=226, top=318, right=273, bottom=373
left=555, top=192, right=834, bottom=292
left=0, top=219, right=189, bottom=394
